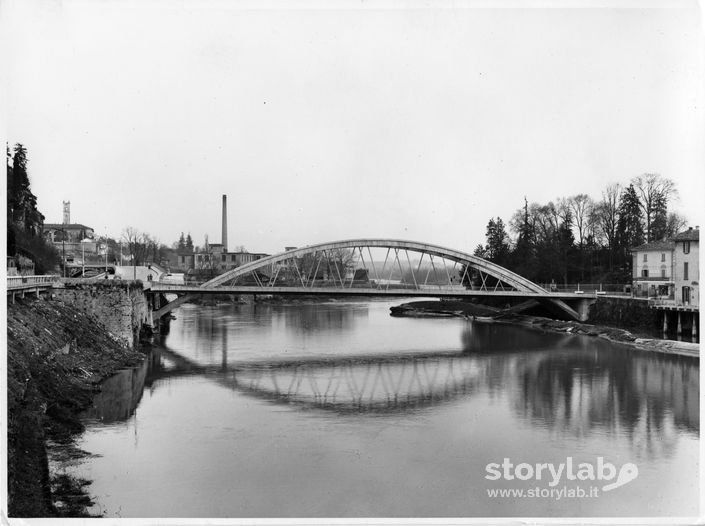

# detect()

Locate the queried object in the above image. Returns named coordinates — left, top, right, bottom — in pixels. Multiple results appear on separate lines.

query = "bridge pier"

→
left=574, top=298, right=593, bottom=322
left=146, top=291, right=176, bottom=337
left=677, top=312, right=682, bottom=336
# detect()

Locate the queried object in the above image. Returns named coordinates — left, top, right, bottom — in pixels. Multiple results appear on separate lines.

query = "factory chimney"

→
left=222, top=194, right=228, bottom=252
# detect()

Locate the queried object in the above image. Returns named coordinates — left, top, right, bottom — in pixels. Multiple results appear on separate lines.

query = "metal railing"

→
left=538, top=283, right=631, bottom=295
left=648, top=298, right=677, bottom=306
left=7, top=275, right=59, bottom=291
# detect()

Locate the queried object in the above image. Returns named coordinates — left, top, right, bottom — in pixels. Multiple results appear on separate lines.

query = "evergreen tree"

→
left=649, top=193, right=669, bottom=241
left=6, top=143, right=58, bottom=273
left=616, top=184, right=644, bottom=249
left=616, top=184, right=644, bottom=280
left=178, top=232, right=186, bottom=250
left=473, top=244, right=487, bottom=258
left=484, top=217, right=511, bottom=264
left=8, top=144, right=44, bottom=235
left=512, top=197, right=538, bottom=280
left=185, top=233, right=194, bottom=250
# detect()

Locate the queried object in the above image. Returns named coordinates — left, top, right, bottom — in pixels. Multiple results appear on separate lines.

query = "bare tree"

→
left=122, top=227, right=147, bottom=265
left=631, top=173, right=677, bottom=241
left=554, top=198, right=572, bottom=225
left=595, top=183, right=621, bottom=253
left=568, top=194, right=593, bottom=248
left=534, top=203, right=560, bottom=244
left=665, top=212, right=688, bottom=238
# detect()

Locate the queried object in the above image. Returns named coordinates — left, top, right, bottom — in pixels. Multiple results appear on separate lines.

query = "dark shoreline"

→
left=390, top=300, right=699, bottom=358
left=6, top=295, right=147, bottom=517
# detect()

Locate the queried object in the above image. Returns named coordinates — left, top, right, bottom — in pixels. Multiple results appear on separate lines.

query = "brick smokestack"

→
left=222, top=194, right=228, bottom=252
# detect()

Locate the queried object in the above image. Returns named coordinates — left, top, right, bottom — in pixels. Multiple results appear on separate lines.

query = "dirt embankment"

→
left=391, top=300, right=699, bottom=358
left=6, top=295, right=146, bottom=517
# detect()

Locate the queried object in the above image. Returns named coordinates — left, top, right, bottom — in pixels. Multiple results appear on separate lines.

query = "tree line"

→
left=472, top=173, right=686, bottom=285
left=6, top=144, right=59, bottom=273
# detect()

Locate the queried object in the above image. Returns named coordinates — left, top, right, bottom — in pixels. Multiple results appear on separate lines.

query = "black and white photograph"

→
left=3, top=0, right=703, bottom=523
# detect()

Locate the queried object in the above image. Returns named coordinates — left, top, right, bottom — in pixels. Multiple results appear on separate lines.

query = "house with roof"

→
left=672, top=227, right=699, bottom=307
left=631, top=239, right=675, bottom=301
left=631, top=227, right=699, bottom=307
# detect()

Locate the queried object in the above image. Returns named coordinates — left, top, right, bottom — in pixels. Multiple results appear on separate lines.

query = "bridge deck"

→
left=149, top=283, right=588, bottom=300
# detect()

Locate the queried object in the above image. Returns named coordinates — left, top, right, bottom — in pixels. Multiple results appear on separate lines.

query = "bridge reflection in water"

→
left=90, top=320, right=699, bottom=451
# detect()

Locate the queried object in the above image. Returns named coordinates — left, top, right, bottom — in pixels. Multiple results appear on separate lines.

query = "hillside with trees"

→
left=472, top=174, right=686, bottom=286
left=6, top=144, right=59, bottom=274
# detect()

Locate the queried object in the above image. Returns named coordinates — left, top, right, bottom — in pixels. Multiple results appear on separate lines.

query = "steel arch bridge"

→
left=150, top=239, right=583, bottom=320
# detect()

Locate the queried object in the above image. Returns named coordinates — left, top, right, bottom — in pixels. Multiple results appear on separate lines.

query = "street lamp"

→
left=81, top=238, right=92, bottom=277
left=103, top=230, right=110, bottom=274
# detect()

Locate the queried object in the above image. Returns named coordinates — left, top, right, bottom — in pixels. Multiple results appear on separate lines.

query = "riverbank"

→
left=391, top=300, right=699, bottom=358
left=390, top=299, right=501, bottom=318
left=6, top=295, right=147, bottom=517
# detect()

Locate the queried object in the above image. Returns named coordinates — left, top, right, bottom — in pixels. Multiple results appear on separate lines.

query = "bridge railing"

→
left=7, top=275, right=59, bottom=290
left=537, top=283, right=630, bottom=295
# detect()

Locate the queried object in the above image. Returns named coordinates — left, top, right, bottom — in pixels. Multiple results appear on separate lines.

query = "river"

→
left=59, top=299, right=699, bottom=518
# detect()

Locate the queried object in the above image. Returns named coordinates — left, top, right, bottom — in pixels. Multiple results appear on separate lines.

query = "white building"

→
left=631, top=240, right=675, bottom=300
left=631, top=227, right=699, bottom=307
left=672, top=227, right=699, bottom=307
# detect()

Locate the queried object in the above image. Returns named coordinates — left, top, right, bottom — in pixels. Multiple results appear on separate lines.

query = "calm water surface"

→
left=63, top=299, right=699, bottom=518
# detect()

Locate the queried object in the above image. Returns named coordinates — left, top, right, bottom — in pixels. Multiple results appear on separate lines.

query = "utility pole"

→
left=59, top=228, right=66, bottom=277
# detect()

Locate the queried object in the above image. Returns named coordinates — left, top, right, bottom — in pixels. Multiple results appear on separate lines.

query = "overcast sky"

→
left=4, top=0, right=704, bottom=255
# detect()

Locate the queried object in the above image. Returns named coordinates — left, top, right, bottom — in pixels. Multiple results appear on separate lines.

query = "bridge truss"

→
left=152, top=239, right=581, bottom=320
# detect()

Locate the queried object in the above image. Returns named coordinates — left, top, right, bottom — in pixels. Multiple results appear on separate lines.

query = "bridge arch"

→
left=207, top=239, right=538, bottom=291
left=197, top=239, right=579, bottom=319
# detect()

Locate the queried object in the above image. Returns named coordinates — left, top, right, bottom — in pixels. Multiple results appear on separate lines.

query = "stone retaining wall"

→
left=587, top=296, right=658, bottom=332
left=52, top=283, right=150, bottom=349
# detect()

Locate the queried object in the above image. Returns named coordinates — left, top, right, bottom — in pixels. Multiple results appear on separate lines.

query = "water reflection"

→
left=167, top=302, right=372, bottom=363
left=88, top=326, right=698, bottom=455
left=511, top=348, right=698, bottom=458
left=270, top=301, right=364, bottom=334
left=81, top=351, right=159, bottom=423
left=461, top=322, right=575, bottom=353
left=222, top=353, right=483, bottom=413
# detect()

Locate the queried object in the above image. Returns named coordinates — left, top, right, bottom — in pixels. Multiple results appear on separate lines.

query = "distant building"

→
left=174, top=244, right=269, bottom=278
left=672, top=227, right=699, bottom=307
left=175, top=250, right=195, bottom=271
left=42, top=223, right=98, bottom=257
left=631, top=227, right=699, bottom=307
left=219, top=250, right=269, bottom=271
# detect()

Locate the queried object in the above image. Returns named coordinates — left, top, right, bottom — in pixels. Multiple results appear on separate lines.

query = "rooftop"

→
left=632, top=240, right=675, bottom=252
left=673, top=228, right=699, bottom=242
left=43, top=223, right=93, bottom=231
